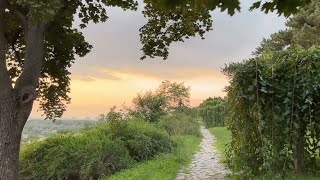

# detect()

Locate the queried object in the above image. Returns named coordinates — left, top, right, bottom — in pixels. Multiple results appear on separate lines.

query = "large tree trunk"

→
left=0, top=1, right=45, bottom=177
left=0, top=90, right=30, bottom=180
left=0, top=96, right=20, bottom=180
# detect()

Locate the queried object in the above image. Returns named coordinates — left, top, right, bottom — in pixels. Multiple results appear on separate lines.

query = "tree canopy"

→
left=254, top=0, right=320, bottom=55
left=1, top=0, right=312, bottom=120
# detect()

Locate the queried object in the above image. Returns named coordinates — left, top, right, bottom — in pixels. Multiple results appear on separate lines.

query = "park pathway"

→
left=175, top=126, right=230, bottom=180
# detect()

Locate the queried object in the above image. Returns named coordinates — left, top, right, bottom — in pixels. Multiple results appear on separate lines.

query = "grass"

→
left=105, top=135, right=201, bottom=180
left=208, top=127, right=231, bottom=162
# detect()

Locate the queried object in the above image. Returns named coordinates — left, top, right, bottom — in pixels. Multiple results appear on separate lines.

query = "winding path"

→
left=175, top=126, right=230, bottom=180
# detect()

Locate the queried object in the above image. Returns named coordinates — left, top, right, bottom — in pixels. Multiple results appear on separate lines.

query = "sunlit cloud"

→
left=31, top=67, right=228, bottom=119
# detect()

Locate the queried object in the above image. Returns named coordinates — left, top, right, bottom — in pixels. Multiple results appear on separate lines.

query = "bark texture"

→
left=0, top=92, right=21, bottom=180
left=0, top=0, right=46, bottom=179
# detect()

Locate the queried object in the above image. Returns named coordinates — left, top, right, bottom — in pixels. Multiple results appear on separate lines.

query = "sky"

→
left=31, top=1, right=287, bottom=120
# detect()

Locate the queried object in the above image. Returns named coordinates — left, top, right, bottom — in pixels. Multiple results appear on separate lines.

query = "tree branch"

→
left=0, top=0, right=13, bottom=95
left=14, top=19, right=46, bottom=105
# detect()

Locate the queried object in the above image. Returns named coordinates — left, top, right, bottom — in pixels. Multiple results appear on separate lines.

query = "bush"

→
left=159, top=113, right=201, bottom=137
left=20, top=118, right=174, bottom=179
left=20, top=132, right=133, bottom=180
left=109, top=119, right=174, bottom=161
left=131, top=91, right=167, bottom=123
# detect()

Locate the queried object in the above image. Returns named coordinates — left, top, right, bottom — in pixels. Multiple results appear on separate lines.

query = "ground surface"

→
left=175, top=126, right=230, bottom=180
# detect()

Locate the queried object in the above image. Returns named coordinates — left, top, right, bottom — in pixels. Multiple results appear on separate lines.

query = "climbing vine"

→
left=223, top=47, right=320, bottom=178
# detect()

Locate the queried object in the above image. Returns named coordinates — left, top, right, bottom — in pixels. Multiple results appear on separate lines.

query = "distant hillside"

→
left=22, top=119, right=97, bottom=139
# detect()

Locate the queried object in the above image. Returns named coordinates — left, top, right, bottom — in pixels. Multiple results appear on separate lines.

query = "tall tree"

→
left=0, top=0, right=139, bottom=178
left=132, top=90, right=166, bottom=122
left=157, top=80, right=190, bottom=111
left=254, top=0, right=320, bottom=55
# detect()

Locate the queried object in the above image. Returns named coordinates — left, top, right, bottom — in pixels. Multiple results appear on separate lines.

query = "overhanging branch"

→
left=14, top=19, right=46, bottom=103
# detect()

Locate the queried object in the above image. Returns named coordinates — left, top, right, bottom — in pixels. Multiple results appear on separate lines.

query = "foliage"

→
left=108, top=119, right=174, bottom=161
left=97, top=106, right=123, bottom=122
left=131, top=91, right=167, bottom=123
left=3, top=0, right=138, bottom=119
left=20, top=132, right=134, bottom=180
left=179, top=106, right=199, bottom=119
left=255, top=0, right=320, bottom=56
left=131, top=80, right=191, bottom=122
left=209, top=128, right=320, bottom=180
left=140, top=0, right=213, bottom=60
left=141, top=0, right=311, bottom=59
left=157, top=80, right=191, bottom=111
left=223, top=48, right=320, bottom=178
left=146, top=0, right=310, bottom=17
left=159, top=113, right=201, bottom=137
left=19, top=118, right=173, bottom=179
left=106, top=135, right=201, bottom=180
left=198, top=97, right=226, bottom=128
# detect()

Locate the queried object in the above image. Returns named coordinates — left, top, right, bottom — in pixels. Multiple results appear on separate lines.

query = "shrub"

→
left=131, top=91, right=167, bottom=123
left=20, top=118, right=174, bottom=179
left=20, top=132, right=134, bottom=180
left=159, top=113, right=201, bottom=137
left=109, top=119, right=174, bottom=161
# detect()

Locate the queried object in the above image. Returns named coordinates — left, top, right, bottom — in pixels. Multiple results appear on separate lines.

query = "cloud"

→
left=85, top=66, right=226, bottom=81
left=71, top=68, right=123, bottom=82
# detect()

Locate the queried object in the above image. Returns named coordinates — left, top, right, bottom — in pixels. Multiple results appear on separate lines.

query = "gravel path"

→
left=175, top=126, right=230, bottom=180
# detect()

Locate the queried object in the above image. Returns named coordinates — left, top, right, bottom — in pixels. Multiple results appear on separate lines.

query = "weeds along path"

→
left=175, top=126, right=230, bottom=180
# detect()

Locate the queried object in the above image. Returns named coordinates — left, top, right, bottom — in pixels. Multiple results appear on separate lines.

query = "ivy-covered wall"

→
left=224, top=48, right=320, bottom=178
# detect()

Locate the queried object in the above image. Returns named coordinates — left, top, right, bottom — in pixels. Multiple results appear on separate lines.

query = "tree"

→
left=157, top=80, right=190, bottom=111
left=0, top=0, right=139, bottom=178
left=0, top=0, right=312, bottom=178
left=132, top=90, right=166, bottom=122
left=131, top=81, right=190, bottom=122
left=141, top=0, right=312, bottom=59
left=198, top=97, right=226, bottom=127
left=254, top=0, right=320, bottom=55
left=97, top=106, right=123, bottom=122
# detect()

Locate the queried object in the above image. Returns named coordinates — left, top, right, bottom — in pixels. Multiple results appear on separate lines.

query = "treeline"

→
left=98, top=80, right=227, bottom=128
left=223, top=0, right=320, bottom=178
left=198, top=97, right=226, bottom=128
left=19, top=80, right=201, bottom=180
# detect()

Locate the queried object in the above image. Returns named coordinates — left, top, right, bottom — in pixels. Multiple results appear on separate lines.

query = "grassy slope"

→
left=105, top=135, right=201, bottom=180
left=208, top=127, right=231, bottom=162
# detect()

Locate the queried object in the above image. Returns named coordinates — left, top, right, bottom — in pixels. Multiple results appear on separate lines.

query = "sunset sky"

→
left=31, top=1, right=286, bottom=119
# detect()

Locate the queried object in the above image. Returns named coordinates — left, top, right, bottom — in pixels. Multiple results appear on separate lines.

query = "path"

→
left=175, top=126, right=230, bottom=180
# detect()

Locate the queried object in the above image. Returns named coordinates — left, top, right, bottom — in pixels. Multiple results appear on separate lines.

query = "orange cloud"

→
left=31, top=67, right=228, bottom=119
